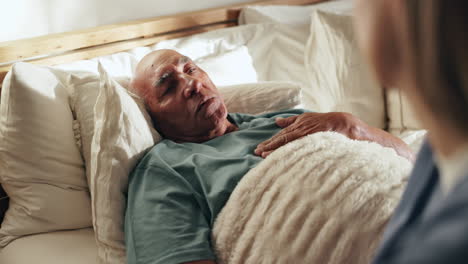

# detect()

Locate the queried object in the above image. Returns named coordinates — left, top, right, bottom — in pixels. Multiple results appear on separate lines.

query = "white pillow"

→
left=69, top=73, right=107, bottom=183
left=147, top=24, right=272, bottom=61
left=127, top=24, right=274, bottom=84
left=239, top=0, right=353, bottom=25
left=0, top=63, right=91, bottom=247
left=304, top=10, right=386, bottom=129
left=110, top=46, right=258, bottom=88
left=239, top=0, right=354, bottom=109
left=57, top=44, right=258, bottom=89
left=196, top=46, right=257, bottom=86
left=386, top=88, right=424, bottom=133
left=139, top=23, right=277, bottom=89
left=220, top=81, right=302, bottom=114
left=240, top=8, right=311, bottom=97
left=90, top=64, right=161, bottom=264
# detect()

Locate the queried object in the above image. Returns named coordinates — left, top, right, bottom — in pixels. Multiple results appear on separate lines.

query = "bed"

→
left=0, top=0, right=427, bottom=263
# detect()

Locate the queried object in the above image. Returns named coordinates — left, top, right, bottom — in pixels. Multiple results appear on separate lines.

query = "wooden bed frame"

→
left=0, top=0, right=330, bottom=224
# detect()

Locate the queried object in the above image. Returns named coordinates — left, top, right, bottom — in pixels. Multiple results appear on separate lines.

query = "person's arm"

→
left=126, top=165, right=217, bottom=264
left=356, top=120, right=415, bottom=161
left=255, top=112, right=414, bottom=161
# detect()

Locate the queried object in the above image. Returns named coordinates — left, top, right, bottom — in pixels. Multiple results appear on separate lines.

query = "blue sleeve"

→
left=125, top=165, right=216, bottom=264
left=375, top=201, right=468, bottom=264
left=372, top=142, right=468, bottom=264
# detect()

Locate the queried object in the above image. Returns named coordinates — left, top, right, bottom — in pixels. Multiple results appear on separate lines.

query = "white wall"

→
left=0, top=0, right=253, bottom=42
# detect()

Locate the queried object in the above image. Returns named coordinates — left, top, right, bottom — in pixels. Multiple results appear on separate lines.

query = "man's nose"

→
left=182, top=77, right=202, bottom=98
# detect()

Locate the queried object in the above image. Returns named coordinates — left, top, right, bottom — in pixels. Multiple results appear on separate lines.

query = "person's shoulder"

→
left=129, top=140, right=189, bottom=185
left=405, top=177, right=468, bottom=263
left=134, top=139, right=183, bottom=169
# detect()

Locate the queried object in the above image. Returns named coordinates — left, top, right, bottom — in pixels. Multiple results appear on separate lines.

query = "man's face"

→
left=135, top=50, right=228, bottom=141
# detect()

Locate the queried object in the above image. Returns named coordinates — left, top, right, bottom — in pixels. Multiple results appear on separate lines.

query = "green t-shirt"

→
left=125, top=109, right=306, bottom=264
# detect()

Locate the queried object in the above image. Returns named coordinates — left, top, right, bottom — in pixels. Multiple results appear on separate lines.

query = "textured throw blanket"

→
left=213, top=132, right=411, bottom=264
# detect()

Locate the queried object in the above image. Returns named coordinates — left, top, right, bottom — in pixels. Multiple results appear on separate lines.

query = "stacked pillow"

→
left=239, top=0, right=354, bottom=112
left=0, top=63, right=92, bottom=247
left=240, top=1, right=426, bottom=134
left=239, top=1, right=387, bottom=129
left=89, top=65, right=159, bottom=263
left=304, top=10, right=385, bottom=129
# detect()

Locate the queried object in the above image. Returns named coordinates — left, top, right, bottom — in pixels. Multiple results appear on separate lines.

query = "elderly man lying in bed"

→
left=124, top=49, right=413, bottom=264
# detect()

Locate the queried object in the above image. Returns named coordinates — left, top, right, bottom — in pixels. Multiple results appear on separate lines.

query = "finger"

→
left=257, top=129, right=287, bottom=150
left=275, top=115, right=299, bottom=128
left=256, top=126, right=294, bottom=152
left=254, top=147, right=262, bottom=156
left=261, top=150, right=273, bottom=158
left=261, top=131, right=301, bottom=152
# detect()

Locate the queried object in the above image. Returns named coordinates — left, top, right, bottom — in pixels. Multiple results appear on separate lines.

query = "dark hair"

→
left=407, top=0, right=468, bottom=133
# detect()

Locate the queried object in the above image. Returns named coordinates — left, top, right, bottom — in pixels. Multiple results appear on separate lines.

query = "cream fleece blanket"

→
left=212, top=132, right=411, bottom=264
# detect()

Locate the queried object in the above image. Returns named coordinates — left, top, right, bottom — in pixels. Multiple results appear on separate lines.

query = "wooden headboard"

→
left=0, top=0, right=330, bottom=224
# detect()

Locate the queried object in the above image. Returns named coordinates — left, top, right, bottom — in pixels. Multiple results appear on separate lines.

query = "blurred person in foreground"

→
left=354, top=0, right=468, bottom=263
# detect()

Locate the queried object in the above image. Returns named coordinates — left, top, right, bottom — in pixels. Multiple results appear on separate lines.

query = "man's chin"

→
left=200, top=97, right=226, bottom=119
left=204, top=108, right=228, bottom=135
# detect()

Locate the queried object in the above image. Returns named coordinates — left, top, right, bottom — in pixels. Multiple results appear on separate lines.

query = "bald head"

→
left=132, top=49, right=190, bottom=98
left=131, top=49, right=233, bottom=143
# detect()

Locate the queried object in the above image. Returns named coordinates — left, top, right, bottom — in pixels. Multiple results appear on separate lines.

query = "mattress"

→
left=0, top=228, right=97, bottom=264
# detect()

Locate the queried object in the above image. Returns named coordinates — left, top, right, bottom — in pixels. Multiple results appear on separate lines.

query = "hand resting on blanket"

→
left=255, top=112, right=415, bottom=161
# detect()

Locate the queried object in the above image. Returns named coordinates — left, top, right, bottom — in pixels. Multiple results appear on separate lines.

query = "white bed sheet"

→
left=0, top=228, right=97, bottom=264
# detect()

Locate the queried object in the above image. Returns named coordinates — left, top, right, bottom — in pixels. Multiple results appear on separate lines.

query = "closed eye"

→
left=185, top=65, right=197, bottom=74
left=156, top=72, right=171, bottom=86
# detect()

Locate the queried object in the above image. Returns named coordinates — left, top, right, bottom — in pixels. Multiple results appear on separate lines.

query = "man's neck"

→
left=170, top=118, right=238, bottom=143
left=224, top=119, right=239, bottom=134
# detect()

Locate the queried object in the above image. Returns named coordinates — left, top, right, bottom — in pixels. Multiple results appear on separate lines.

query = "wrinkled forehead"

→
left=139, top=50, right=190, bottom=76
left=134, top=50, right=192, bottom=91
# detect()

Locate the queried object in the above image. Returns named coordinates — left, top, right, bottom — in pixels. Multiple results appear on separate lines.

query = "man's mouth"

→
left=196, top=96, right=216, bottom=113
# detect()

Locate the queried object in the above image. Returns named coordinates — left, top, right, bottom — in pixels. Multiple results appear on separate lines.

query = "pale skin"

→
left=132, top=49, right=415, bottom=264
left=353, top=0, right=468, bottom=158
